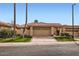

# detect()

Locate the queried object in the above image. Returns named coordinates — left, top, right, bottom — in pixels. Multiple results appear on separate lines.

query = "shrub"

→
left=61, top=33, right=68, bottom=36
left=24, top=35, right=32, bottom=38
left=61, top=33, right=73, bottom=38
left=16, top=34, right=21, bottom=36
left=54, top=36, right=74, bottom=41
left=0, top=29, right=7, bottom=38
left=0, top=29, right=16, bottom=38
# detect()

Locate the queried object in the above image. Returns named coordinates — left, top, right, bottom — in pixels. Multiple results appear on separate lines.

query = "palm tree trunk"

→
left=23, top=3, right=28, bottom=38
left=13, top=3, right=16, bottom=38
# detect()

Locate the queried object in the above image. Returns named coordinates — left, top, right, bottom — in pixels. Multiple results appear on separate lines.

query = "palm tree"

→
left=72, top=4, right=76, bottom=40
left=23, top=3, right=28, bottom=38
left=13, top=3, right=16, bottom=38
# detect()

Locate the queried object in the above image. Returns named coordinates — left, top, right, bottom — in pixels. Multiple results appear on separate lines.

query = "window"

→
left=65, top=28, right=79, bottom=32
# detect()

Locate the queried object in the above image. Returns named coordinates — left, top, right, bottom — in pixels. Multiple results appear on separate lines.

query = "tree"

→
left=13, top=3, right=16, bottom=38
left=34, top=20, right=38, bottom=23
left=23, top=3, right=28, bottom=38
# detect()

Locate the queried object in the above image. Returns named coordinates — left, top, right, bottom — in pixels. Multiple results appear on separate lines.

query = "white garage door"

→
left=33, top=27, right=51, bottom=36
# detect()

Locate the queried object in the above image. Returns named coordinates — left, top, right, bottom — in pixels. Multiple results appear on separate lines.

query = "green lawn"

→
left=0, top=36, right=32, bottom=42
left=54, top=36, right=75, bottom=42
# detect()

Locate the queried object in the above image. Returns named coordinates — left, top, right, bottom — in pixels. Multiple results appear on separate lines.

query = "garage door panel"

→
left=33, top=27, right=51, bottom=36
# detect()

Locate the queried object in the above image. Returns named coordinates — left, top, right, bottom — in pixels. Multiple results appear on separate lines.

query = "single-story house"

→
left=0, top=21, right=79, bottom=37
left=25, top=22, right=62, bottom=36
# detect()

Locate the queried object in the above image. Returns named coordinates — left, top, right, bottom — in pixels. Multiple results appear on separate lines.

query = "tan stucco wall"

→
left=51, top=27, right=55, bottom=35
left=1, top=25, right=79, bottom=37
left=16, top=28, right=30, bottom=35
left=30, top=27, right=33, bottom=36
left=0, top=26, right=10, bottom=29
left=62, top=27, right=79, bottom=37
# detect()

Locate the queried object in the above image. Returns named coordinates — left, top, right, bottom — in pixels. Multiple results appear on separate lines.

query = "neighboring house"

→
left=0, top=22, right=12, bottom=30
left=0, top=21, right=21, bottom=34
left=0, top=21, right=79, bottom=37
left=62, top=25, right=79, bottom=37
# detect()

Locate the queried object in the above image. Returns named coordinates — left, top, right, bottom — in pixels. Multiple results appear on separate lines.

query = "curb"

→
left=0, top=42, right=78, bottom=46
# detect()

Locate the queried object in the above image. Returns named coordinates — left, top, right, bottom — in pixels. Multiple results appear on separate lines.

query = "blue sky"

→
left=0, top=3, right=79, bottom=25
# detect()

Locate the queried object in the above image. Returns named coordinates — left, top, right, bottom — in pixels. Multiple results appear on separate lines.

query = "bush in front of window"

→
left=0, top=29, right=16, bottom=38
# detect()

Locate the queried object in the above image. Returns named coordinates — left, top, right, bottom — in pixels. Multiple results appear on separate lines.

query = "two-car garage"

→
left=33, top=27, right=51, bottom=36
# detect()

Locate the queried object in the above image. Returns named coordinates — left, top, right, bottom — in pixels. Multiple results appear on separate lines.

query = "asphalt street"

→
left=0, top=43, right=79, bottom=56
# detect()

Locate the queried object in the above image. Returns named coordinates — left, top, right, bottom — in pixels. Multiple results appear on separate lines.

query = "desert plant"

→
left=0, top=29, right=16, bottom=38
left=61, top=33, right=70, bottom=37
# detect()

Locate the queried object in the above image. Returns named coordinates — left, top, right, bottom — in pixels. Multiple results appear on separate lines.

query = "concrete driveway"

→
left=32, top=36, right=57, bottom=42
left=31, top=36, right=57, bottom=45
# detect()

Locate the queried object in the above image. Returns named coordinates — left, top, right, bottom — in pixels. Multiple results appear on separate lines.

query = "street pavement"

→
left=0, top=37, right=79, bottom=56
left=0, top=43, right=79, bottom=56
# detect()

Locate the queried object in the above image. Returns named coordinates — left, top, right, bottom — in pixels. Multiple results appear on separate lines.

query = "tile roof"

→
left=0, top=21, right=21, bottom=28
left=63, top=25, right=79, bottom=28
left=0, top=21, right=79, bottom=28
left=0, top=21, right=12, bottom=27
left=0, top=21, right=69, bottom=28
left=28, top=22, right=62, bottom=27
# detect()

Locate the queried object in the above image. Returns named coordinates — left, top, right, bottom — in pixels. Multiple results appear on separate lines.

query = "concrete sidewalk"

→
left=32, top=36, right=57, bottom=42
left=0, top=41, right=79, bottom=46
left=0, top=36, right=79, bottom=46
